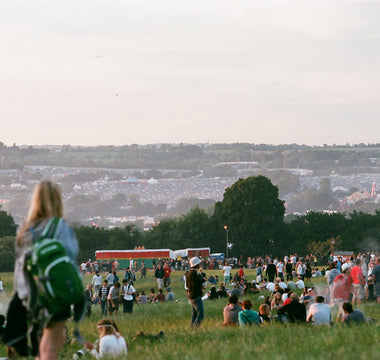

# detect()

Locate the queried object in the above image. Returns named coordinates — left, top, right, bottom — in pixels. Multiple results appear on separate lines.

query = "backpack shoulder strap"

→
left=41, top=217, right=62, bottom=239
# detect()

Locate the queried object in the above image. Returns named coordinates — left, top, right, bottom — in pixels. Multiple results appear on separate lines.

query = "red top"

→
left=333, top=274, right=352, bottom=300
left=238, top=268, right=244, bottom=278
left=164, top=266, right=171, bottom=278
left=283, top=298, right=291, bottom=306
left=350, top=265, right=365, bottom=285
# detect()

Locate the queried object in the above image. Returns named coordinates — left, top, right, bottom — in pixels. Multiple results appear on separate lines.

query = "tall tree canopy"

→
left=213, top=175, right=285, bottom=257
left=0, top=208, right=17, bottom=237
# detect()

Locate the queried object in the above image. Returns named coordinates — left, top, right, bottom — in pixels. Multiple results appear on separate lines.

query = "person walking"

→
left=185, top=257, right=205, bottom=328
left=85, top=283, right=94, bottom=317
left=122, top=280, right=136, bottom=314
left=10, top=181, right=79, bottom=360
left=154, top=263, right=165, bottom=290
left=98, top=280, right=109, bottom=316
left=163, top=262, right=172, bottom=288
left=139, top=261, right=147, bottom=279
left=91, top=271, right=103, bottom=297
left=331, top=263, right=352, bottom=321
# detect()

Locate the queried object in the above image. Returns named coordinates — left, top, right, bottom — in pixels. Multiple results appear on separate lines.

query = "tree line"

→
left=1, top=175, right=379, bottom=271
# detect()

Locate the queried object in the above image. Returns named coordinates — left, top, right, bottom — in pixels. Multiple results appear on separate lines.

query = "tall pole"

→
left=224, top=225, right=228, bottom=260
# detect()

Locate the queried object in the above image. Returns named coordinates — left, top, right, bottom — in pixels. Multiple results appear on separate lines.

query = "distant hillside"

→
left=1, top=142, right=380, bottom=175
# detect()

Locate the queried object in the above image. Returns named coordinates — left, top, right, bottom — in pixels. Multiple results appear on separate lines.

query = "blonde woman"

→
left=14, top=181, right=79, bottom=360
left=85, top=319, right=127, bottom=358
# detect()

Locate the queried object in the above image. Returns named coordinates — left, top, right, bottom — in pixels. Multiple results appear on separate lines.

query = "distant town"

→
left=0, top=142, right=379, bottom=229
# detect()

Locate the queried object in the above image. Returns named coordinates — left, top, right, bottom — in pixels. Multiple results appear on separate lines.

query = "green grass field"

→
left=1, top=269, right=379, bottom=360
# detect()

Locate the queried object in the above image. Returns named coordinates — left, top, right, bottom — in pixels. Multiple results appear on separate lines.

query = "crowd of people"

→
left=79, top=251, right=380, bottom=328
left=210, top=253, right=379, bottom=327
left=82, top=260, right=178, bottom=318
left=1, top=180, right=379, bottom=360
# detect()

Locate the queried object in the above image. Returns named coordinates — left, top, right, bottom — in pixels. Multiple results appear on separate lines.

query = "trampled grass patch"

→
left=1, top=270, right=379, bottom=359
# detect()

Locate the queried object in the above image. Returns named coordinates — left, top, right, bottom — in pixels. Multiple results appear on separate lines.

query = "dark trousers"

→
left=190, top=296, right=204, bottom=327
left=100, top=299, right=108, bottom=315
left=123, top=299, right=134, bottom=313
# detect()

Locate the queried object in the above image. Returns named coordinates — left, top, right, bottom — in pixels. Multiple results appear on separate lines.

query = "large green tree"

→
left=0, top=208, right=17, bottom=237
left=0, top=236, right=15, bottom=271
left=213, top=175, right=285, bottom=257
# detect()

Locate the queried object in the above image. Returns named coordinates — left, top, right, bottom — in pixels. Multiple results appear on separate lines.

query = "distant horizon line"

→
left=3, top=141, right=380, bottom=148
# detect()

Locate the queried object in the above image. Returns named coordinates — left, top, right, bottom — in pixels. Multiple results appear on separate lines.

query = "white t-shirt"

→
left=106, top=273, right=114, bottom=286
left=307, top=303, right=331, bottom=325
left=92, top=274, right=103, bottom=286
left=277, top=262, right=284, bottom=273
left=90, top=334, right=127, bottom=359
left=296, top=279, right=305, bottom=289
left=266, top=282, right=275, bottom=292
left=123, top=284, right=136, bottom=301
left=223, top=265, right=232, bottom=277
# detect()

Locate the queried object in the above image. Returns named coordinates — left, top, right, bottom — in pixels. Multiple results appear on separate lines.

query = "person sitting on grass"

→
left=207, top=286, right=219, bottom=300
left=84, top=319, right=127, bottom=359
left=148, top=288, right=155, bottom=303
left=258, top=303, right=272, bottom=323
left=217, top=284, right=229, bottom=298
left=306, top=296, right=332, bottom=326
left=277, top=292, right=306, bottom=323
left=342, top=302, right=369, bottom=325
left=223, top=295, right=242, bottom=326
left=166, top=287, right=175, bottom=302
left=154, top=289, right=166, bottom=303
left=271, top=292, right=283, bottom=310
left=238, top=300, right=260, bottom=327
left=137, top=291, right=148, bottom=305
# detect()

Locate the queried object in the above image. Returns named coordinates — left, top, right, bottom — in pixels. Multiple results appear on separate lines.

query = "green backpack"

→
left=26, top=218, right=84, bottom=315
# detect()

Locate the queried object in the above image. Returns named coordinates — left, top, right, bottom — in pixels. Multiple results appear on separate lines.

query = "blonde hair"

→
left=17, top=181, right=63, bottom=245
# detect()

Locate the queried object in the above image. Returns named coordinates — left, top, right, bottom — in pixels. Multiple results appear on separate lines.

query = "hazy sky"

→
left=1, top=0, right=379, bottom=146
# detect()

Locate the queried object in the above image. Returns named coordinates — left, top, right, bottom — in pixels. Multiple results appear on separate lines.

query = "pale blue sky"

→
left=1, top=0, right=379, bottom=146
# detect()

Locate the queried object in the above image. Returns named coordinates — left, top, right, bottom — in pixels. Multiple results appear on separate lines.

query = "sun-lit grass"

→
left=1, top=269, right=379, bottom=359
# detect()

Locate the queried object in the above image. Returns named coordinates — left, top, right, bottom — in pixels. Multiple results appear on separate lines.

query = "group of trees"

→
left=1, top=175, right=380, bottom=271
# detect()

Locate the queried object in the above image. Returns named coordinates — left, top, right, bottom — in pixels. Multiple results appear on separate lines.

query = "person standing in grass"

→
left=373, top=257, right=380, bottom=304
left=108, top=282, right=121, bottom=315
left=330, top=263, right=352, bottom=321
left=139, top=261, right=147, bottom=279
left=122, top=280, right=136, bottom=313
left=163, top=261, right=172, bottom=288
left=84, top=283, right=94, bottom=317
left=185, top=257, right=205, bottom=328
left=9, top=181, right=79, bottom=360
left=154, top=263, right=165, bottom=290
left=91, top=271, right=103, bottom=298
left=350, top=258, right=366, bottom=305
left=98, top=280, right=109, bottom=316
left=223, top=261, right=232, bottom=284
